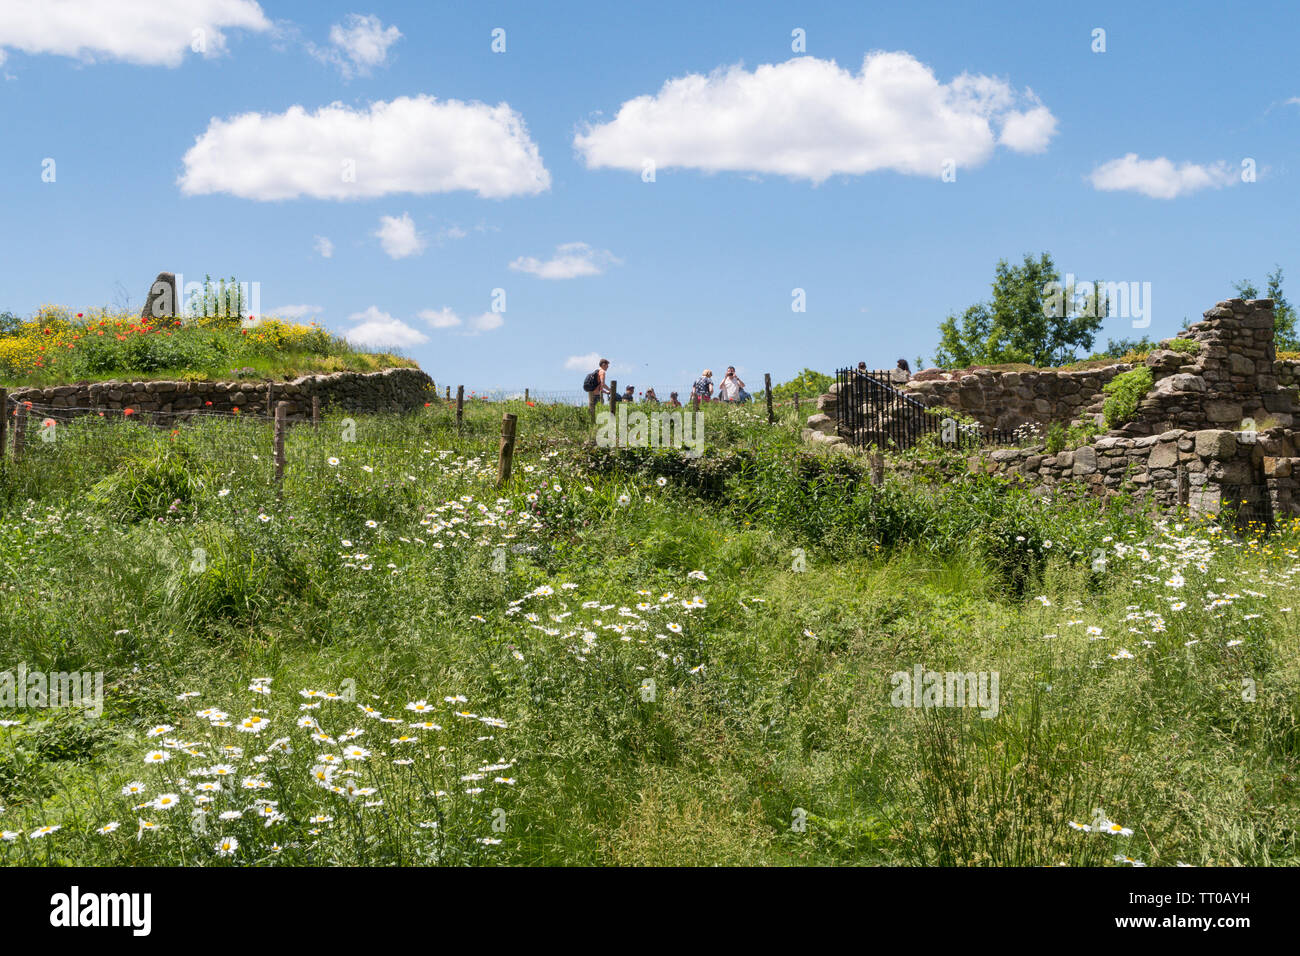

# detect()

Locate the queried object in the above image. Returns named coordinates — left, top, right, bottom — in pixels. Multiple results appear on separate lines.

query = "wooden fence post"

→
left=497, top=413, right=518, bottom=487
left=273, top=401, right=287, bottom=489
left=312, top=394, right=320, bottom=427
left=872, top=453, right=884, bottom=485
left=793, top=394, right=801, bottom=417
left=609, top=380, right=617, bottom=414
left=765, top=373, right=775, bottom=424
left=0, top=388, right=7, bottom=459
left=13, top=403, right=26, bottom=462
left=446, top=385, right=451, bottom=402
left=266, top=382, right=274, bottom=415
left=456, top=385, right=465, bottom=431
left=524, top=388, right=529, bottom=404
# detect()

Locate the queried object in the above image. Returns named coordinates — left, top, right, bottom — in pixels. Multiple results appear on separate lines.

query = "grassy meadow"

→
left=0, top=304, right=414, bottom=387
left=0, top=397, right=1296, bottom=866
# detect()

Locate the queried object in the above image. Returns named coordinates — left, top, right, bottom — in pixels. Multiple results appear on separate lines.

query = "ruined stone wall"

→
left=904, top=364, right=1130, bottom=432
left=5, top=367, right=434, bottom=424
left=975, top=426, right=1298, bottom=519
left=805, top=364, right=1130, bottom=444
left=802, top=298, right=1300, bottom=519
left=970, top=299, right=1300, bottom=519
left=1118, top=299, right=1294, bottom=436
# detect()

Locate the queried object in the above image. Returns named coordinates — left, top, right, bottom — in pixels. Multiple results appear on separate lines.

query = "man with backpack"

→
left=584, top=359, right=610, bottom=422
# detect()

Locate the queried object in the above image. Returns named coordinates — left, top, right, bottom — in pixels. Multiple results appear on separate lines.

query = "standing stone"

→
left=142, top=272, right=179, bottom=320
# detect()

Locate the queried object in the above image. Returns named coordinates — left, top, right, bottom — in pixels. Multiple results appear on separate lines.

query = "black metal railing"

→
left=833, top=368, right=1017, bottom=450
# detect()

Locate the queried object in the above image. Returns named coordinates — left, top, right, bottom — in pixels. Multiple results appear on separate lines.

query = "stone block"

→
left=1194, top=429, right=1237, bottom=459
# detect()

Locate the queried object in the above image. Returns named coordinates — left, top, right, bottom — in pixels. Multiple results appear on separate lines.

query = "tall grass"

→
left=0, top=399, right=1296, bottom=865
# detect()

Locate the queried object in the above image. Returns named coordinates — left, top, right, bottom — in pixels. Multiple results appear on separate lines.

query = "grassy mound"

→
left=0, top=304, right=414, bottom=387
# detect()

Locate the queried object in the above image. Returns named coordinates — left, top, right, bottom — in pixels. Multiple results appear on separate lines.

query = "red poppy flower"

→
left=123, top=408, right=134, bottom=415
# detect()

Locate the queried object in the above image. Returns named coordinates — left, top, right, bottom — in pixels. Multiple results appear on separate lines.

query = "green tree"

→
left=1235, top=266, right=1298, bottom=350
left=0, top=311, right=21, bottom=336
left=1091, top=335, right=1155, bottom=360
left=768, top=368, right=834, bottom=401
left=933, top=303, right=991, bottom=368
left=933, top=253, right=1106, bottom=368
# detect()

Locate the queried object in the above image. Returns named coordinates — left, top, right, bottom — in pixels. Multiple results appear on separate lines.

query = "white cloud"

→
left=313, top=235, right=334, bottom=258
left=268, top=304, right=323, bottom=320
left=374, top=213, right=426, bottom=259
left=469, top=312, right=503, bottom=334
left=1088, top=153, right=1237, bottom=199
left=509, top=242, right=620, bottom=280
left=419, top=307, right=461, bottom=329
left=565, top=352, right=604, bottom=371
left=998, top=105, right=1056, bottom=153
left=179, top=95, right=550, bottom=200
left=418, top=307, right=502, bottom=335
left=1287, top=96, right=1300, bottom=106
left=0, top=0, right=270, bottom=67
left=310, top=13, right=401, bottom=78
left=343, top=306, right=428, bottom=348
left=574, top=52, right=1056, bottom=182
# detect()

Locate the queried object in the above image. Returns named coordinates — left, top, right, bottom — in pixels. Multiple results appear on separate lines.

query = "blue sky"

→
left=2, top=0, right=1298, bottom=396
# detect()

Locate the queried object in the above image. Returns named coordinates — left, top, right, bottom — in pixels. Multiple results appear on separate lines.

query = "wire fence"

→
left=431, top=387, right=588, bottom=407
left=0, top=386, right=608, bottom=493
left=0, top=373, right=813, bottom=495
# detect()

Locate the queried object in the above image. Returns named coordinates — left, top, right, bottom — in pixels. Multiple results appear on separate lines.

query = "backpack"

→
left=583, top=370, right=600, bottom=392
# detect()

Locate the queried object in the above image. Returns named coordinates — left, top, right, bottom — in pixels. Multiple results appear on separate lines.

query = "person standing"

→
left=692, top=369, right=714, bottom=405
left=584, top=358, right=610, bottom=422
left=718, top=366, right=746, bottom=402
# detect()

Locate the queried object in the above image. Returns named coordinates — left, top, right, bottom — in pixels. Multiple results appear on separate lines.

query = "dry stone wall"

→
left=904, top=364, right=1131, bottom=432
left=1119, top=299, right=1294, bottom=436
left=973, top=425, right=1297, bottom=519
left=805, top=364, right=1131, bottom=446
left=803, top=298, right=1300, bottom=520
left=6, top=367, right=434, bottom=423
